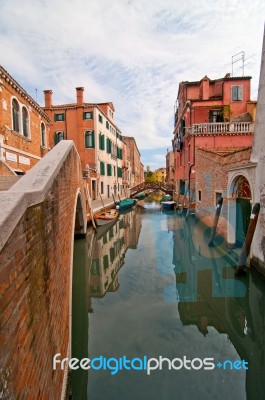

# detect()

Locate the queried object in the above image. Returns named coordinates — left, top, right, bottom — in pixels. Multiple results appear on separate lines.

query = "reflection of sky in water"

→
left=87, top=210, right=251, bottom=400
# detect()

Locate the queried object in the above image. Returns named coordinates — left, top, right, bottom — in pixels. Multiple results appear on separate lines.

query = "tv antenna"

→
left=232, top=51, right=245, bottom=77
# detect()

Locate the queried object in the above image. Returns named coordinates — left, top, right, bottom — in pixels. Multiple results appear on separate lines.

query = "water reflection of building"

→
left=89, top=209, right=142, bottom=299
left=173, top=216, right=265, bottom=400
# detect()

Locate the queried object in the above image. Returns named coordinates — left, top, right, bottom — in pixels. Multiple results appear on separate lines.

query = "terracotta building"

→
left=172, top=73, right=256, bottom=209
left=0, top=66, right=50, bottom=178
left=122, top=136, right=142, bottom=187
left=43, top=88, right=124, bottom=200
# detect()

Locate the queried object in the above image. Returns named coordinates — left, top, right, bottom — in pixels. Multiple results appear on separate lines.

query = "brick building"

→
left=122, top=136, right=142, bottom=187
left=0, top=66, right=50, bottom=178
left=172, top=73, right=256, bottom=209
left=43, top=88, right=124, bottom=200
left=195, top=146, right=253, bottom=242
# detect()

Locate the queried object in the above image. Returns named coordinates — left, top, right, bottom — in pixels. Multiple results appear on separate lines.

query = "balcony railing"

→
left=188, top=122, right=254, bottom=135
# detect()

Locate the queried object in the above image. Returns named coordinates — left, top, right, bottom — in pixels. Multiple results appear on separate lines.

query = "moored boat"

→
left=94, top=209, right=119, bottom=227
left=133, top=191, right=145, bottom=200
left=161, top=201, right=176, bottom=210
left=160, top=194, right=173, bottom=203
left=117, top=199, right=136, bottom=211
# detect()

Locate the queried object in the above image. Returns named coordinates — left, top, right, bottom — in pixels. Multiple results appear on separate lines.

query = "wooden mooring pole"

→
left=235, top=202, right=260, bottom=276
left=208, top=196, right=223, bottom=247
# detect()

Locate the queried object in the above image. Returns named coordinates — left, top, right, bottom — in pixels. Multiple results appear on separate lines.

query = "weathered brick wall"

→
left=0, top=142, right=87, bottom=399
left=195, top=147, right=252, bottom=238
left=0, top=161, right=16, bottom=176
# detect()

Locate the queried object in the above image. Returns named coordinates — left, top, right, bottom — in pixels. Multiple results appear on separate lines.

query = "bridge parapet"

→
left=0, top=140, right=87, bottom=399
left=130, top=182, right=174, bottom=196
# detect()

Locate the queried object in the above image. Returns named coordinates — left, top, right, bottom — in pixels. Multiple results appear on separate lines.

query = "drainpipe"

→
left=188, top=111, right=195, bottom=210
left=65, top=108, right=68, bottom=139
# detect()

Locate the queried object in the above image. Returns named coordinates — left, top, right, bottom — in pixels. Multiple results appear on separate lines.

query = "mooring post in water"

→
left=208, top=196, right=223, bottom=247
left=235, top=202, right=260, bottom=277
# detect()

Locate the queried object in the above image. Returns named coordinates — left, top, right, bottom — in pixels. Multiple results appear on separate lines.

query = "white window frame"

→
left=231, top=85, right=243, bottom=101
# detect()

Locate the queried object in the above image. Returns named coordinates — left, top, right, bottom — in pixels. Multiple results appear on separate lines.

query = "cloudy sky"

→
left=0, top=0, right=264, bottom=169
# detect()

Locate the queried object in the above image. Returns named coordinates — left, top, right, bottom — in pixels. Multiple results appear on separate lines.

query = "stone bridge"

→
left=0, top=141, right=88, bottom=399
left=130, top=182, right=174, bottom=197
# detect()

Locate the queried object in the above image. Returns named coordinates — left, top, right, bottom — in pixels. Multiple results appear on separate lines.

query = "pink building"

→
left=172, top=73, right=256, bottom=208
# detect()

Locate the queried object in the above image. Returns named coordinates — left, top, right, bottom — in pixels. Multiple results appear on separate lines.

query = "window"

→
left=22, top=107, right=29, bottom=138
left=41, top=122, right=46, bottom=147
left=83, top=111, right=93, bottom=119
left=91, top=259, right=100, bottom=275
left=106, top=138, right=111, bottom=154
left=117, top=167, right=122, bottom=178
left=209, top=109, right=223, bottom=122
left=84, top=130, right=94, bottom=148
left=198, top=190, right=202, bottom=202
left=12, top=98, right=19, bottom=132
left=99, top=133, right=105, bottom=150
left=54, top=113, right=65, bottom=121
left=107, top=163, right=112, bottom=176
left=231, top=85, right=243, bottom=101
left=106, top=121, right=109, bottom=129
left=101, top=181, right=104, bottom=194
left=98, top=114, right=103, bottom=123
left=100, top=161, right=105, bottom=175
left=54, top=131, right=64, bottom=144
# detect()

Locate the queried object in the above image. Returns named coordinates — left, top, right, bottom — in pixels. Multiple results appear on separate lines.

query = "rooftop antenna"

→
left=35, top=88, right=38, bottom=102
left=232, top=51, right=245, bottom=77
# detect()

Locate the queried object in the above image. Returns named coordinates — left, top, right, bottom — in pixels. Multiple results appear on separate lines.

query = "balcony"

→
left=188, top=122, right=254, bottom=135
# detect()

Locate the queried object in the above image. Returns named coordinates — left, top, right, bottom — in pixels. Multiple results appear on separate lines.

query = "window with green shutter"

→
left=107, top=164, right=112, bottom=176
left=106, top=121, right=109, bottom=129
left=106, top=138, right=111, bottom=153
left=99, top=134, right=105, bottom=150
left=99, top=114, right=103, bottom=123
left=117, top=167, right=122, bottom=178
left=100, top=161, right=105, bottom=175
left=103, top=255, right=109, bottom=270
left=84, top=130, right=94, bottom=148
left=54, top=113, right=65, bottom=122
left=54, top=131, right=64, bottom=144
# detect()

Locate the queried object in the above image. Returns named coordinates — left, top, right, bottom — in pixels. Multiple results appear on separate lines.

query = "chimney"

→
left=43, top=90, right=53, bottom=108
left=202, top=76, right=209, bottom=100
left=76, top=87, right=84, bottom=106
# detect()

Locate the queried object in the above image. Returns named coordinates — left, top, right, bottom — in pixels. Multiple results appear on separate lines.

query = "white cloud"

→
left=0, top=0, right=264, bottom=161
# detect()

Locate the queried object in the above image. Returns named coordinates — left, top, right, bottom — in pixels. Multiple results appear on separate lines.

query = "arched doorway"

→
left=232, top=175, right=252, bottom=246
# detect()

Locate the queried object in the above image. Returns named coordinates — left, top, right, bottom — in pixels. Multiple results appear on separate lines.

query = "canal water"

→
left=71, top=195, right=265, bottom=400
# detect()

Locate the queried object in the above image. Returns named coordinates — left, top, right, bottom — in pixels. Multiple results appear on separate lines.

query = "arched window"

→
left=41, top=122, right=46, bottom=147
left=22, top=107, right=29, bottom=137
left=12, top=98, right=20, bottom=132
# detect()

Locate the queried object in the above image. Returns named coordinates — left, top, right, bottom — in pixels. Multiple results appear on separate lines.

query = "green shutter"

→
left=107, top=164, right=112, bottom=176
left=92, top=131, right=95, bottom=148
left=101, top=134, right=105, bottom=150
left=54, top=132, right=58, bottom=144
left=107, top=138, right=111, bottom=154
left=100, top=162, right=105, bottom=175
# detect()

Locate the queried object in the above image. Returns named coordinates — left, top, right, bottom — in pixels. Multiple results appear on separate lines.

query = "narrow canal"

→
left=71, top=194, right=265, bottom=400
